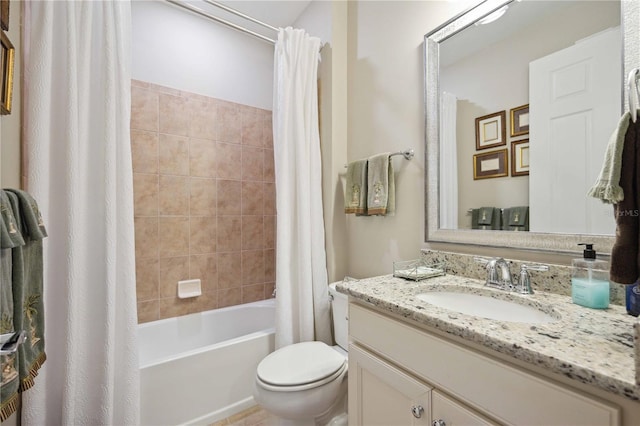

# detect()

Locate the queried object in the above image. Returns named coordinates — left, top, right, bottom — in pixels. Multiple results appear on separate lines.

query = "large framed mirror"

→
left=425, top=0, right=639, bottom=254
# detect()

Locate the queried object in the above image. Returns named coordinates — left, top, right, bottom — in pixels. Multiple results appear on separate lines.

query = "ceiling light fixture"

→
left=475, top=5, right=509, bottom=25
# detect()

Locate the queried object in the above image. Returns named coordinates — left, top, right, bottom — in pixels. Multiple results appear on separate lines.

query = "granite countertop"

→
left=337, top=274, right=640, bottom=402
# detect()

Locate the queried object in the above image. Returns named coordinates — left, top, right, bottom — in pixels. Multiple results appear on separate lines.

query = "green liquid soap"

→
left=571, top=278, right=609, bottom=309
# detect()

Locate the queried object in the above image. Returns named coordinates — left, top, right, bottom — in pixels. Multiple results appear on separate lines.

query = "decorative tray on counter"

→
left=393, top=259, right=446, bottom=281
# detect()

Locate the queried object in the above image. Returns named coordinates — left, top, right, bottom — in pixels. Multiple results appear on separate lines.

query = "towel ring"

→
left=628, top=68, right=639, bottom=123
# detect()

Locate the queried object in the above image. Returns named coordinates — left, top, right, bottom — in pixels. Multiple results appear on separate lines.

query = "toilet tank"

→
left=329, top=282, right=348, bottom=350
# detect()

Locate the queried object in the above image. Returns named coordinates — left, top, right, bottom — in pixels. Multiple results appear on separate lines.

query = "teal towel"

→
left=476, top=207, right=494, bottom=226
left=587, top=111, right=632, bottom=203
left=344, top=160, right=367, bottom=215
left=1, top=189, right=47, bottom=421
left=502, top=206, right=529, bottom=231
left=472, top=207, right=501, bottom=230
left=471, top=209, right=480, bottom=229
left=367, top=153, right=395, bottom=216
left=0, top=190, right=25, bottom=249
left=0, top=190, right=25, bottom=421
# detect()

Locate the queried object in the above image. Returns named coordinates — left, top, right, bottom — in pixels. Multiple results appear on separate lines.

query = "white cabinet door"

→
left=348, top=344, right=432, bottom=426
left=432, top=390, right=496, bottom=426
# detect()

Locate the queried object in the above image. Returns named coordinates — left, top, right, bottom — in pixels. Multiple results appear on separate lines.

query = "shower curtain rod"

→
left=165, top=0, right=276, bottom=44
left=202, top=0, right=278, bottom=32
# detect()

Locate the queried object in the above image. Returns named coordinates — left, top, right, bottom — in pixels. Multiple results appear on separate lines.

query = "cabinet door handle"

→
left=411, top=405, right=424, bottom=418
left=432, top=420, right=446, bottom=426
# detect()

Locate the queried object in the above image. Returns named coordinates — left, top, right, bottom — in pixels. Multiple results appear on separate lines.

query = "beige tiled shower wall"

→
left=130, top=80, right=276, bottom=323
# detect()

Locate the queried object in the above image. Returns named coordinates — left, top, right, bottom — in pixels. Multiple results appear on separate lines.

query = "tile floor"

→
left=210, top=405, right=279, bottom=426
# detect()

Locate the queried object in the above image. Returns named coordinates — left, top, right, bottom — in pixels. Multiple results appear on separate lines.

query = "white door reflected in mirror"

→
left=529, top=27, right=620, bottom=235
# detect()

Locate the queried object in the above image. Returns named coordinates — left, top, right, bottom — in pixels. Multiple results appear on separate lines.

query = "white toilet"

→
left=253, top=282, right=349, bottom=425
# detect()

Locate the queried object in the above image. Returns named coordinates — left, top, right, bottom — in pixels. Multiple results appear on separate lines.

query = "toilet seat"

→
left=256, top=341, right=347, bottom=392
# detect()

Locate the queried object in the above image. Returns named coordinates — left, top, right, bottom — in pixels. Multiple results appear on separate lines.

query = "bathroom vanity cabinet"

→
left=348, top=302, right=625, bottom=426
left=349, top=343, right=493, bottom=425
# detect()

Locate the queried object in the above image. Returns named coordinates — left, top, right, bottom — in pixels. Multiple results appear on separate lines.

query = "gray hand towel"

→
left=587, top=111, right=632, bottom=203
left=471, top=209, right=480, bottom=229
left=344, top=160, right=368, bottom=215
left=473, top=207, right=501, bottom=230
left=367, top=153, right=395, bottom=216
left=502, top=206, right=529, bottom=231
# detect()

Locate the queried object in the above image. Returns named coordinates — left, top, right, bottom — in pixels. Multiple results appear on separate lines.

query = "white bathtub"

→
left=138, top=299, right=275, bottom=425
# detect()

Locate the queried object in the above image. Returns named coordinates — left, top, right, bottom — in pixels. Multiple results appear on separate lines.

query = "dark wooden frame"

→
left=0, top=0, right=8, bottom=31
left=473, top=148, right=508, bottom=180
left=475, top=110, right=506, bottom=150
left=1, top=30, right=14, bottom=115
left=510, top=104, right=529, bottom=137
left=511, top=139, right=530, bottom=176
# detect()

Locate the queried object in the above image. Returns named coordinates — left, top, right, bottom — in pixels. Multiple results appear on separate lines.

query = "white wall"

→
left=131, top=0, right=274, bottom=109
left=294, top=0, right=332, bottom=44
left=0, top=0, right=22, bottom=189
left=346, top=1, right=470, bottom=278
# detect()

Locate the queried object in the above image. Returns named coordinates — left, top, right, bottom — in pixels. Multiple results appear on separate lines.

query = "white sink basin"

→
left=416, top=292, right=558, bottom=324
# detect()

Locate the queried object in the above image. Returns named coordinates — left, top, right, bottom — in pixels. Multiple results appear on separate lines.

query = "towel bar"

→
left=467, top=208, right=505, bottom=214
left=344, top=149, right=414, bottom=168
left=393, top=149, right=415, bottom=160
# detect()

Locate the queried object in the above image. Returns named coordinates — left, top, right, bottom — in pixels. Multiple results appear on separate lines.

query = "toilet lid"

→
left=257, top=341, right=346, bottom=387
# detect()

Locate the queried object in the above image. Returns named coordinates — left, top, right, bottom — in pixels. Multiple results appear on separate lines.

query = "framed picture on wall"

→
left=511, top=139, right=529, bottom=176
left=1, top=30, right=14, bottom=115
left=510, top=104, right=529, bottom=137
left=0, top=0, right=8, bottom=31
left=475, top=111, right=506, bottom=150
left=473, top=149, right=508, bottom=180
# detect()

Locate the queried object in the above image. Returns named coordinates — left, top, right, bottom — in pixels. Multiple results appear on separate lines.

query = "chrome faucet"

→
left=477, top=257, right=514, bottom=290
left=475, top=257, right=548, bottom=294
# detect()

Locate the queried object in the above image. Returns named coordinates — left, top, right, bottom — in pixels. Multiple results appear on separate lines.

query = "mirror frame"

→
left=424, top=0, right=640, bottom=255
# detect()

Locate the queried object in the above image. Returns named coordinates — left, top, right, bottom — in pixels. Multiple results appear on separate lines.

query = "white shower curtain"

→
left=439, top=92, right=459, bottom=229
left=22, top=1, right=139, bottom=424
left=273, top=28, right=332, bottom=348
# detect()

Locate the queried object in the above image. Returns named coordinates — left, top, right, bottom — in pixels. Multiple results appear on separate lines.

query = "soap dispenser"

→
left=571, top=243, right=610, bottom=309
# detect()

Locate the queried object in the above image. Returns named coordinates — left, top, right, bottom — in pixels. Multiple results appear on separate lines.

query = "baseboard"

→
left=183, top=397, right=257, bottom=425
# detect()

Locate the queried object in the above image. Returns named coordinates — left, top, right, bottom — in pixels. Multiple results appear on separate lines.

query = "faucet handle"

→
left=521, top=263, right=549, bottom=273
left=515, top=263, right=549, bottom=294
left=473, top=256, right=492, bottom=267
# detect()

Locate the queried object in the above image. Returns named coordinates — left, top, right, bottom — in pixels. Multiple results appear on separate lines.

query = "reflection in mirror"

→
left=438, top=0, right=620, bottom=235
left=425, top=0, right=639, bottom=253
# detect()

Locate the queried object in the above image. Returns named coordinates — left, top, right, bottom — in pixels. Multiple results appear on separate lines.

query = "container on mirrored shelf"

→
left=393, top=259, right=445, bottom=281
